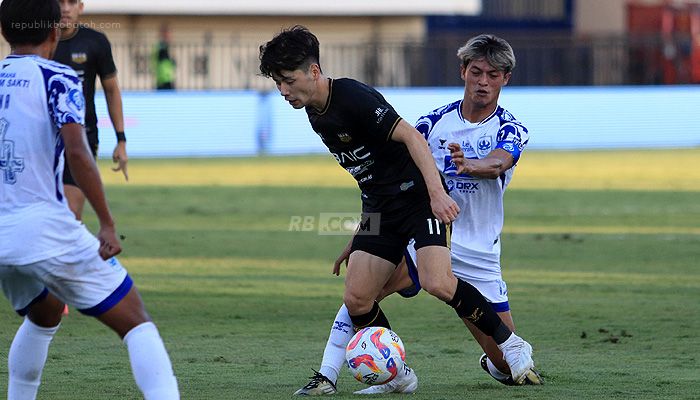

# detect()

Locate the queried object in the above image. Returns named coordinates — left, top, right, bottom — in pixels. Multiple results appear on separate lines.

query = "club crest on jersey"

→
left=477, top=135, right=492, bottom=157
left=337, top=132, right=352, bottom=143
left=71, top=52, right=87, bottom=64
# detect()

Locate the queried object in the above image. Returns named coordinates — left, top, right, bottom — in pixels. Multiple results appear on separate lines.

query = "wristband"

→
left=115, top=131, right=126, bottom=142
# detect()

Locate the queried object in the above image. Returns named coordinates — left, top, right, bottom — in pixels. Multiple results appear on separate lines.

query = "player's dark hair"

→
left=0, top=0, right=60, bottom=46
left=259, top=25, right=321, bottom=78
left=457, top=34, right=516, bottom=74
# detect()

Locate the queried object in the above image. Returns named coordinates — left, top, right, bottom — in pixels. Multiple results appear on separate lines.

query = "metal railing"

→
left=0, top=34, right=694, bottom=90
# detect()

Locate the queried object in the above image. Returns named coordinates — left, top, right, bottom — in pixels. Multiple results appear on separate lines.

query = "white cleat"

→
left=353, top=364, right=418, bottom=395
left=498, top=334, right=536, bottom=385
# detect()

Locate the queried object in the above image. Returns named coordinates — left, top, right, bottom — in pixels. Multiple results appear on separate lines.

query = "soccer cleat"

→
left=353, top=364, right=418, bottom=395
left=497, top=334, right=540, bottom=385
left=480, top=353, right=517, bottom=386
left=293, top=370, right=337, bottom=396
left=521, top=367, right=543, bottom=385
left=479, top=354, right=543, bottom=385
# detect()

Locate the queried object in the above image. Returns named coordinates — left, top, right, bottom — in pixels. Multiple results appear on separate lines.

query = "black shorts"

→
left=63, top=128, right=99, bottom=187
left=351, top=192, right=451, bottom=266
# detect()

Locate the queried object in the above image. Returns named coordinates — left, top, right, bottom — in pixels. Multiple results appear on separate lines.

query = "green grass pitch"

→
left=1, top=149, right=699, bottom=399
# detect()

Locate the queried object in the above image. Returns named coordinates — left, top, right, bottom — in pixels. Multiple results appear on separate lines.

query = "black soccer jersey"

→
left=54, top=26, right=117, bottom=132
left=306, top=78, right=427, bottom=211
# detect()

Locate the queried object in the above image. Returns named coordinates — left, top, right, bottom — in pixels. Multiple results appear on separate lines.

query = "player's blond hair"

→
left=457, top=34, right=516, bottom=73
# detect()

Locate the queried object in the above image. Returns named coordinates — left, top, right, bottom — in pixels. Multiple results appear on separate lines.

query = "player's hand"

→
left=112, top=142, right=129, bottom=181
left=430, top=190, right=459, bottom=224
left=448, top=143, right=468, bottom=174
left=97, top=225, right=122, bottom=260
left=332, top=238, right=353, bottom=275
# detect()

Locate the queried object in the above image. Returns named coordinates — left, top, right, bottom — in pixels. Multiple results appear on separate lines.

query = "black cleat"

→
left=293, top=370, right=337, bottom=396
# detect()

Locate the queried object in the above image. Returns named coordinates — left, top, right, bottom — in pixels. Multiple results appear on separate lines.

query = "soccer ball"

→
left=345, top=326, right=406, bottom=386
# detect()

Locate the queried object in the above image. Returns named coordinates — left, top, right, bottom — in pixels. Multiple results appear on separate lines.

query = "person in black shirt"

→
left=260, top=26, right=537, bottom=394
left=54, top=0, right=127, bottom=220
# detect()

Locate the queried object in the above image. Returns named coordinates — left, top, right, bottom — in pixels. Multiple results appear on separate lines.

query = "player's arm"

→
left=391, top=119, right=459, bottom=224
left=61, top=122, right=121, bottom=259
left=332, top=236, right=353, bottom=276
left=447, top=145, right=514, bottom=178
left=101, top=74, right=128, bottom=180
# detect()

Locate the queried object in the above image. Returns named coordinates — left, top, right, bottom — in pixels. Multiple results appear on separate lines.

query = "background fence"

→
left=0, top=34, right=691, bottom=89
left=93, top=34, right=697, bottom=90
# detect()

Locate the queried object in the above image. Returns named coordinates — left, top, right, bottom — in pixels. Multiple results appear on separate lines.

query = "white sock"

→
left=395, top=363, right=414, bottom=383
left=123, top=322, right=179, bottom=400
left=8, top=318, right=60, bottom=400
left=318, top=304, right=354, bottom=384
left=497, top=332, right=516, bottom=348
left=486, top=357, right=511, bottom=380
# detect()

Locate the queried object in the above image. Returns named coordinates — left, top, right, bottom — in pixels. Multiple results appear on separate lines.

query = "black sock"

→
left=446, top=279, right=512, bottom=344
left=349, top=301, right=391, bottom=331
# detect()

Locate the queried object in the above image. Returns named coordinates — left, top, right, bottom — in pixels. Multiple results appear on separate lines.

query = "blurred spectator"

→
left=153, top=24, right=176, bottom=90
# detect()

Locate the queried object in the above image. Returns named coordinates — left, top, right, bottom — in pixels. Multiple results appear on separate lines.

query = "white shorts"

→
left=0, top=245, right=131, bottom=316
left=406, top=242, right=510, bottom=312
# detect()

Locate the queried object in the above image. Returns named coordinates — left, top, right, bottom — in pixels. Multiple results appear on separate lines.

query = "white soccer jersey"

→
left=0, top=54, right=96, bottom=265
left=416, top=100, right=529, bottom=281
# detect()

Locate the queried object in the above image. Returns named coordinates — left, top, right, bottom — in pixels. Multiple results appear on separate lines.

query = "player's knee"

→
left=419, top=274, right=454, bottom=301
left=27, top=296, right=64, bottom=328
left=343, top=291, right=373, bottom=316
left=98, top=288, right=152, bottom=338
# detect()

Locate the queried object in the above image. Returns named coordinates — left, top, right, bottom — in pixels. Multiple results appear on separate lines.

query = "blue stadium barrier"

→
left=96, top=90, right=260, bottom=158
left=97, top=86, right=699, bottom=158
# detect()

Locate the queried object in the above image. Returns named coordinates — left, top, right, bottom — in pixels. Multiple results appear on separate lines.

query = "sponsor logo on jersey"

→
left=374, top=107, right=389, bottom=124
left=107, top=257, right=124, bottom=272
left=461, top=141, right=475, bottom=155
left=358, top=174, right=373, bottom=183
left=337, top=132, right=352, bottom=143
left=346, top=160, right=374, bottom=177
left=71, top=52, right=87, bottom=64
left=332, top=145, right=370, bottom=164
left=501, top=142, right=515, bottom=152
left=333, top=320, right=352, bottom=334
left=438, top=138, right=447, bottom=149
left=400, top=181, right=414, bottom=191
left=446, top=178, right=479, bottom=194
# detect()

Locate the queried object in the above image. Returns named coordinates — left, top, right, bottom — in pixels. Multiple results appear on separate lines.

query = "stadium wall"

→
left=95, top=86, right=700, bottom=158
